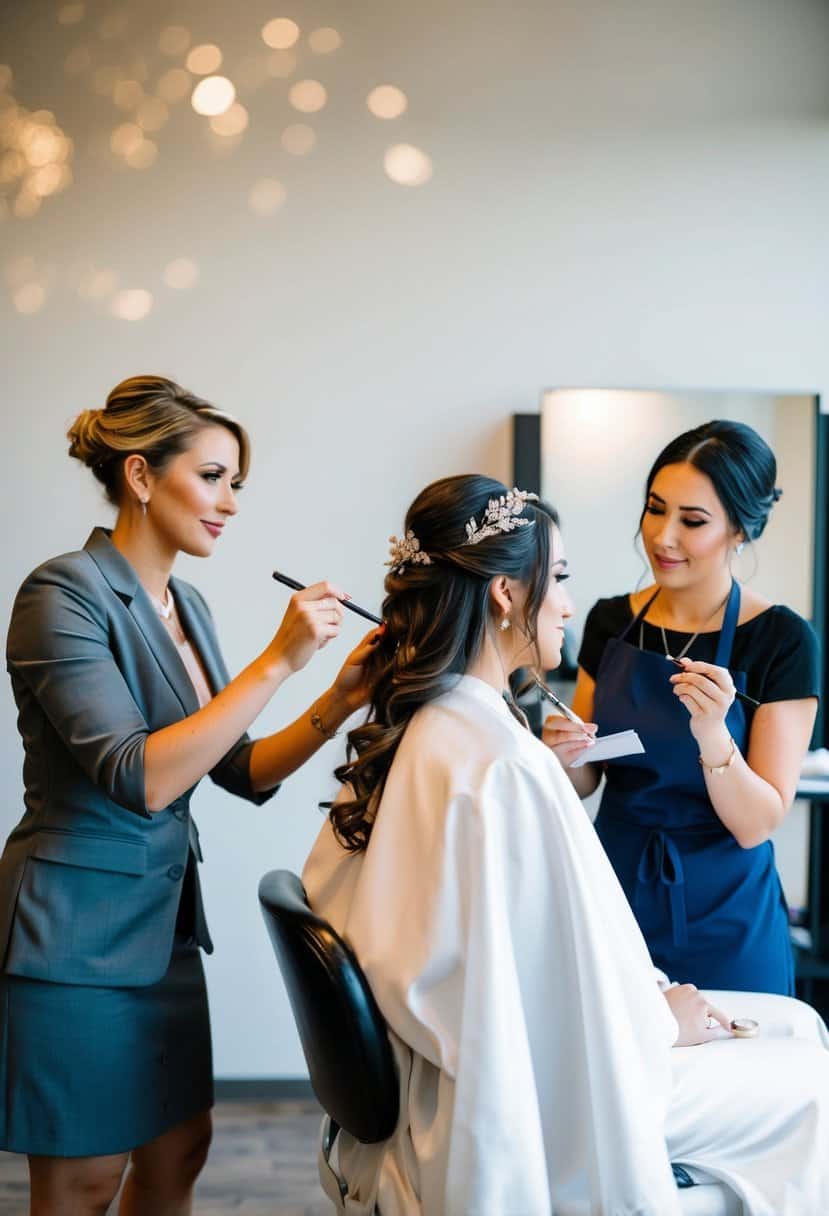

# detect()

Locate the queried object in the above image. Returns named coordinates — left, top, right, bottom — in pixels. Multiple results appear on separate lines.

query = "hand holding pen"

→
left=534, top=676, right=599, bottom=767
left=669, top=656, right=757, bottom=756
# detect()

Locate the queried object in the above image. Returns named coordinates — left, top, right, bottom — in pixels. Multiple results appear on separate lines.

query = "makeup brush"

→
left=272, top=570, right=383, bottom=626
left=666, top=656, right=760, bottom=708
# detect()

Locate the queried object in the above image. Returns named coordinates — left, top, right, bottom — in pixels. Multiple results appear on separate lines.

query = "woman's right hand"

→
left=541, top=714, right=598, bottom=768
left=267, top=582, right=346, bottom=674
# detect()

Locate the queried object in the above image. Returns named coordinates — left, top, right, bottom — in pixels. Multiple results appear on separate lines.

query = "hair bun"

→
left=67, top=407, right=108, bottom=468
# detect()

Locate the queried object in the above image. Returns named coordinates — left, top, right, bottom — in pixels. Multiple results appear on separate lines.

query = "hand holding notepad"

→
left=569, top=729, right=645, bottom=768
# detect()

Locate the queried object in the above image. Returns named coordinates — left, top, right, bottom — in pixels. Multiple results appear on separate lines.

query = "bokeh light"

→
left=288, top=79, right=327, bottom=113
left=186, top=44, right=223, bottom=76
left=209, top=103, right=249, bottom=137
left=159, top=26, right=191, bottom=57
left=308, top=28, right=342, bottom=54
left=163, top=258, right=199, bottom=290
left=110, top=122, right=143, bottom=156
left=367, top=85, right=408, bottom=119
left=262, top=18, right=300, bottom=50
left=111, top=288, right=153, bottom=320
left=156, top=68, right=192, bottom=104
left=13, top=282, right=46, bottom=313
left=1, top=88, right=74, bottom=220
left=123, top=137, right=157, bottom=169
left=383, top=143, right=433, bottom=186
left=248, top=178, right=286, bottom=215
left=280, top=123, right=316, bottom=155
left=191, top=76, right=236, bottom=117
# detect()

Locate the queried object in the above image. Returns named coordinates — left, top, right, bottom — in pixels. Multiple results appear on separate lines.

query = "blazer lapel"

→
left=84, top=528, right=200, bottom=718
left=171, top=582, right=228, bottom=697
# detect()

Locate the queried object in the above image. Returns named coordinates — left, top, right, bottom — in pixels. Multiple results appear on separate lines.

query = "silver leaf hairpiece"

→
left=386, top=530, right=432, bottom=573
left=464, top=487, right=540, bottom=545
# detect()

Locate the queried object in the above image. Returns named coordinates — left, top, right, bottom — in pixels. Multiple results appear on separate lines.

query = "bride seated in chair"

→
left=304, top=474, right=829, bottom=1216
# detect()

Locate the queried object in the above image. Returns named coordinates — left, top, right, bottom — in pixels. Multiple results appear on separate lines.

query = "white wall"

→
left=2, top=0, right=828, bottom=1077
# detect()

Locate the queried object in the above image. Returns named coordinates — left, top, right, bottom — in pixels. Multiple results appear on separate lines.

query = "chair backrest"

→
left=258, top=868, right=399, bottom=1144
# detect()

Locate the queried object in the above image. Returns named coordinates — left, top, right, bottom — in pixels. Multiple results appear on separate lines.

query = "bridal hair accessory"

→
left=387, top=530, right=433, bottom=574
left=464, top=488, right=539, bottom=546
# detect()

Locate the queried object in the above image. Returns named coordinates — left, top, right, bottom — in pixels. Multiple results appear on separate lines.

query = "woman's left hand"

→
left=329, top=625, right=386, bottom=717
left=670, top=657, right=735, bottom=748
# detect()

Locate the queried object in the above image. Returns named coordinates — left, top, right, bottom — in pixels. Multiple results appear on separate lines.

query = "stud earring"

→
left=499, top=616, right=511, bottom=632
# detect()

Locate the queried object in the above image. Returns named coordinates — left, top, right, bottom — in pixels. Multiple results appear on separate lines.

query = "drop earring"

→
left=500, top=615, right=511, bottom=632
left=140, top=498, right=148, bottom=516
left=735, top=542, right=744, bottom=556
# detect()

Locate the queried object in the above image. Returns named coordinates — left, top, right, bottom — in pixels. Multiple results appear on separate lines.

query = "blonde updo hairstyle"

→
left=67, top=374, right=250, bottom=506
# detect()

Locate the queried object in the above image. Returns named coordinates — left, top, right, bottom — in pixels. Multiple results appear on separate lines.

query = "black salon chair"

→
left=258, top=869, right=736, bottom=1215
left=258, top=869, right=398, bottom=1203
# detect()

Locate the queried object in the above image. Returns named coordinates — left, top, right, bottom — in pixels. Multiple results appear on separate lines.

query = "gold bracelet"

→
left=698, top=736, right=737, bottom=775
left=310, top=703, right=338, bottom=741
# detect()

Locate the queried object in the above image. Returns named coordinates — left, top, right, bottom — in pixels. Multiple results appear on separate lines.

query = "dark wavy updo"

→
left=68, top=374, right=250, bottom=506
left=330, top=474, right=559, bottom=853
left=641, top=420, right=782, bottom=542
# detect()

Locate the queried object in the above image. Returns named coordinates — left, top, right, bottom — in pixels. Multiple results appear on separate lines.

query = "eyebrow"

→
left=648, top=491, right=711, bottom=516
left=553, top=558, right=569, bottom=569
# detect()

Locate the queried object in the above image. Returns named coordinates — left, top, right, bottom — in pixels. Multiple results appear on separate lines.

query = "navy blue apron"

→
left=593, top=580, right=794, bottom=995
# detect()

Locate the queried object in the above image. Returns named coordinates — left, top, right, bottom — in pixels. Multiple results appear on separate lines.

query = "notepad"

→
left=569, top=729, right=645, bottom=768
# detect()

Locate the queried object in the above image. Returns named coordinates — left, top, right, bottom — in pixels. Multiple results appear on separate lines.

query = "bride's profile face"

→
left=534, top=525, right=574, bottom=671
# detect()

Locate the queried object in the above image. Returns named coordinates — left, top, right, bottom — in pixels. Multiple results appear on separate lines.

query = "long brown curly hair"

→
left=330, top=474, right=559, bottom=852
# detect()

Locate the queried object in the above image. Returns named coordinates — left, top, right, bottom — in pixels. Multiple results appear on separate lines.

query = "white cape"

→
left=303, top=675, right=829, bottom=1215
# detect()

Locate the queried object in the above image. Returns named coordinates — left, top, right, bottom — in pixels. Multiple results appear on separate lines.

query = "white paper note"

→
left=569, top=729, right=645, bottom=768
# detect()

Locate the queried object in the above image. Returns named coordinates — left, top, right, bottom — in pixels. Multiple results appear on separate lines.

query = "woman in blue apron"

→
left=545, top=420, right=819, bottom=994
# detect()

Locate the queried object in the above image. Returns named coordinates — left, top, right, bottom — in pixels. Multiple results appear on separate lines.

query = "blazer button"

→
left=167, top=864, right=184, bottom=881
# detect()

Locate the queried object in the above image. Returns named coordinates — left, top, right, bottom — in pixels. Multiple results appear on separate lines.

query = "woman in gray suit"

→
left=0, top=375, right=381, bottom=1215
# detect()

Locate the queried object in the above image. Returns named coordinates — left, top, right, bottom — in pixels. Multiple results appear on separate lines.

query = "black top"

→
left=578, top=595, right=820, bottom=727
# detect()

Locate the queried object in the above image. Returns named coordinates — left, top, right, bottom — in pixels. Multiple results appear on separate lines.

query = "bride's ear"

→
left=488, top=576, right=514, bottom=621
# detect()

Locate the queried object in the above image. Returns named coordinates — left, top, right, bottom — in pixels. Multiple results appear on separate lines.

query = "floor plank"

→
left=0, top=1100, right=328, bottom=1215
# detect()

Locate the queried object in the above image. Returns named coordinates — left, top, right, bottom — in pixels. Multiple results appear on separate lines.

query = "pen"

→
left=665, top=656, right=761, bottom=708
left=532, top=676, right=595, bottom=741
left=272, top=570, right=383, bottom=626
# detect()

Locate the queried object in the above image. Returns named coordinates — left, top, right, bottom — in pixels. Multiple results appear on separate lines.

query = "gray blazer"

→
left=1, top=528, right=277, bottom=987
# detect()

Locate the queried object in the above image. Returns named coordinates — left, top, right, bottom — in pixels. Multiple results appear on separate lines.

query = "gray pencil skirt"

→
left=0, top=935, right=213, bottom=1157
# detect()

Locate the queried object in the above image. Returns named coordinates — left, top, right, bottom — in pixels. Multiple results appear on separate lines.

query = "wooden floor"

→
left=0, top=1101, right=329, bottom=1216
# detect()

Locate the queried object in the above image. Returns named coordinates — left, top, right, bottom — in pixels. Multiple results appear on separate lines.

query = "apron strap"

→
left=619, top=589, right=661, bottom=644
left=714, top=579, right=741, bottom=668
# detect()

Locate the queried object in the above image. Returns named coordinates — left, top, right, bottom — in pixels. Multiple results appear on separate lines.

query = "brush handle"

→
left=665, top=656, right=760, bottom=708
left=271, top=571, right=383, bottom=626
